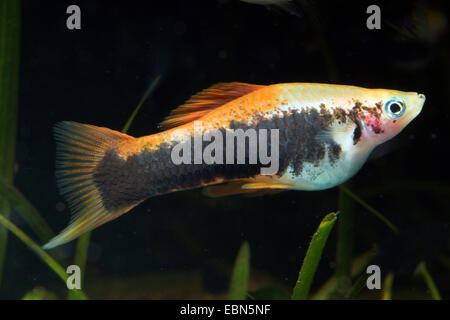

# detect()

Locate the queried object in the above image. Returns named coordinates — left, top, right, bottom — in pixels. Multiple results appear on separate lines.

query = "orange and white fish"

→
left=43, top=82, right=425, bottom=249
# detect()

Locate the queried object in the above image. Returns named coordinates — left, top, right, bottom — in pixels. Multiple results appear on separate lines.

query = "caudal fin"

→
left=43, top=122, right=135, bottom=249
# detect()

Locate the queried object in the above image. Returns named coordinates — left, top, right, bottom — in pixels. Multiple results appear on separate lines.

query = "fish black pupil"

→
left=389, top=102, right=402, bottom=114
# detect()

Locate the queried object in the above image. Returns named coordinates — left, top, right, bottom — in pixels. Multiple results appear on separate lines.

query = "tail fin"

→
left=43, top=121, right=135, bottom=249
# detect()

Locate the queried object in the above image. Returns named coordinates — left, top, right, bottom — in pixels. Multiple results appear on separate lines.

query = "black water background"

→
left=2, top=0, right=449, bottom=299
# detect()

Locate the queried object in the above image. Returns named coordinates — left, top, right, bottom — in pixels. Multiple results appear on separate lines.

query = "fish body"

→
left=44, top=82, right=425, bottom=249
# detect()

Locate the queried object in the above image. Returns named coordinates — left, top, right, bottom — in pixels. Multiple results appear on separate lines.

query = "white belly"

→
left=279, top=146, right=369, bottom=191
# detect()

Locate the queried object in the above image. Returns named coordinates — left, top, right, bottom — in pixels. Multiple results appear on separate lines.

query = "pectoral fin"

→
left=316, top=122, right=351, bottom=142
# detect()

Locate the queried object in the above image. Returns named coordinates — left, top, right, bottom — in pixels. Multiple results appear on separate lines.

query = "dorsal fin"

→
left=159, top=82, right=264, bottom=130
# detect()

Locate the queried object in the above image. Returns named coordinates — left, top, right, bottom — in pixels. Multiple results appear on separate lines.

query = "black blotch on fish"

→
left=375, top=101, right=383, bottom=110
left=353, top=123, right=362, bottom=145
left=94, top=107, right=358, bottom=210
left=94, top=140, right=263, bottom=211
left=227, top=107, right=345, bottom=177
left=353, top=101, right=363, bottom=111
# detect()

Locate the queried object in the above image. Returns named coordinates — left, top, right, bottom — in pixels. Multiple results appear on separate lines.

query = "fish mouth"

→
left=403, top=92, right=426, bottom=126
left=417, top=93, right=426, bottom=109
left=416, top=93, right=426, bottom=113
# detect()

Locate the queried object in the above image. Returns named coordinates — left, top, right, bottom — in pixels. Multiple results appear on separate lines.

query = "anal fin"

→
left=203, top=180, right=292, bottom=198
left=203, top=181, right=255, bottom=197
left=242, top=182, right=294, bottom=190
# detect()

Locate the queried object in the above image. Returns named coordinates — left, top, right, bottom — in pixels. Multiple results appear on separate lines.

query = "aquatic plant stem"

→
left=312, top=249, right=376, bottom=299
left=339, top=184, right=399, bottom=234
left=334, top=184, right=355, bottom=297
left=0, top=0, right=21, bottom=286
left=292, top=212, right=338, bottom=300
left=382, top=272, right=394, bottom=300
left=0, top=214, right=87, bottom=298
left=0, top=178, right=53, bottom=242
left=344, top=273, right=369, bottom=299
left=67, top=231, right=90, bottom=300
left=415, top=261, right=441, bottom=300
left=122, top=75, right=161, bottom=133
left=228, top=241, right=250, bottom=300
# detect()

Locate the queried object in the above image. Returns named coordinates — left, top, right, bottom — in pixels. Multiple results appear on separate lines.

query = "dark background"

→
left=2, top=0, right=449, bottom=299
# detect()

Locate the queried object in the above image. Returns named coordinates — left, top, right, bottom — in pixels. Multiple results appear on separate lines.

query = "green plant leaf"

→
left=381, top=272, right=394, bottom=300
left=228, top=241, right=250, bottom=300
left=0, top=0, right=21, bottom=286
left=122, top=75, right=161, bottom=134
left=344, top=273, right=369, bottom=299
left=292, top=212, right=338, bottom=300
left=67, top=231, right=90, bottom=300
left=0, top=214, right=87, bottom=299
left=22, top=287, right=58, bottom=300
left=415, top=261, right=441, bottom=300
left=311, top=249, right=376, bottom=300
left=0, top=178, right=53, bottom=242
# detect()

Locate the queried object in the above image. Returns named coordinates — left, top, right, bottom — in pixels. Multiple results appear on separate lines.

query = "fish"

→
left=43, top=82, right=426, bottom=249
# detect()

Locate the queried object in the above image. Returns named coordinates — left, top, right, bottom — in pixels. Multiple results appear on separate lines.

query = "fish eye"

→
left=384, top=98, right=405, bottom=118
